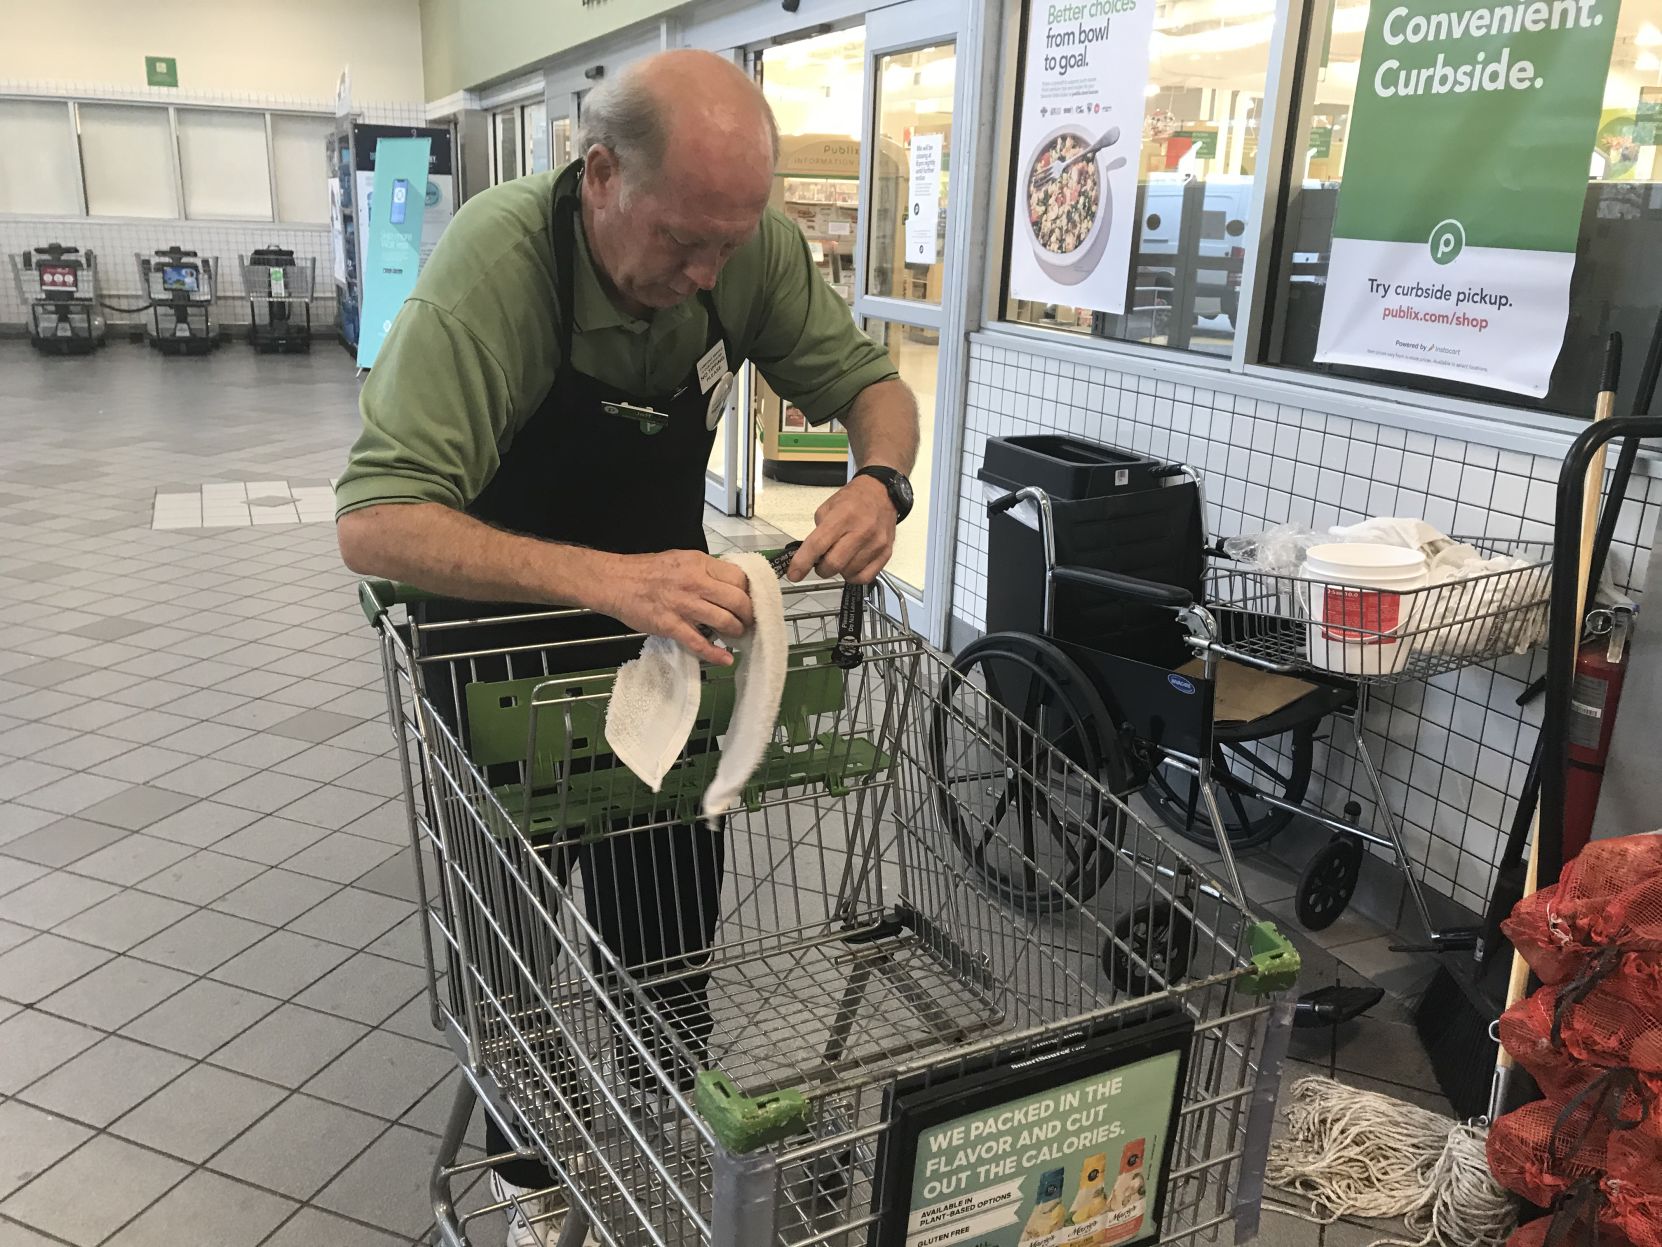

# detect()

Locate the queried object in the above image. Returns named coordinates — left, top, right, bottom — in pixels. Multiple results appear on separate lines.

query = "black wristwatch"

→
left=854, top=465, right=915, bottom=522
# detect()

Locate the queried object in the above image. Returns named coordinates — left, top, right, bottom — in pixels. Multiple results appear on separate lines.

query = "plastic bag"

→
left=1221, top=524, right=1325, bottom=576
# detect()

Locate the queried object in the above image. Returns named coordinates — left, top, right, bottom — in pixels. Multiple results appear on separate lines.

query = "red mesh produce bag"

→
left=1505, top=1200, right=1639, bottom=1247
left=1502, top=835, right=1662, bottom=985
left=1609, top=1120, right=1662, bottom=1196
left=1605, top=1182, right=1662, bottom=1247
left=1500, top=984, right=1662, bottom=1096
left=1551, top=960, right=1662, bottom=1076
left=1488, top=1099, right=1615, bottom=1207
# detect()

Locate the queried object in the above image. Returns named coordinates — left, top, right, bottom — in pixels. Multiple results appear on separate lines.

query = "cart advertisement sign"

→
left=1005, top=0, right=1156, bottom=313
left=1313, top=0, right=1620, bottom=396
left=875, top=1017, right=1190, bottom=1247
left=357, top=137, right=430, bottom=369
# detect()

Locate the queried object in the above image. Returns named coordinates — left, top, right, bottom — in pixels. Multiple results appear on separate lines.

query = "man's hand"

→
left=596, top=550, right=754, bottom=665
left=788, top=475, right=896, bottom=585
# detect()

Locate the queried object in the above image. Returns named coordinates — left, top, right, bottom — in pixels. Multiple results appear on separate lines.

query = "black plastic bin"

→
left=977, top=436, right=1202, bottom=662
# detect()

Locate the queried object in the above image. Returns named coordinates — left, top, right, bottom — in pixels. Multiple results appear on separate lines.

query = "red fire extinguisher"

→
left=1563, top=607, right=1633, bottom=860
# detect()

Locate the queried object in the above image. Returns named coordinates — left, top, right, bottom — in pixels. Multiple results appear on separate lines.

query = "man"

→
left=336, top=49, right=920, bottom=1247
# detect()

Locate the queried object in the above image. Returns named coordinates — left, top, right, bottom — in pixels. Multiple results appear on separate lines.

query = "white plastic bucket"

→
left=1301, top=543, right=1429, bottom=677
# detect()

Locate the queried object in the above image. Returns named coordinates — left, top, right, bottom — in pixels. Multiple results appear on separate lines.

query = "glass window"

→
left=271, top=114, right=332, bottom=223
left=1263, top=0, right=1662, bottom=416
left=79, top=104, right=177, bottom=218
left=177, top=109, right=272, bottom=220
left=494, top=108, right=519, bottom=183
left=0, top=100, right=80, bottom=215
left=524, top=101, right=550, bottom=174
left=552, top=115, right=573, bottom=167
left=868, top=43, right=956, bottom=302
left=1001, top=3, right=1275, bottom=357
left=864, top=318, right=938, bottom=591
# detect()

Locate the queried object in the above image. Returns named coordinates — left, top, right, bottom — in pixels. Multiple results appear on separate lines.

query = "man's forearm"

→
left=337, top=501, right=611, bottom=606
left=844, top=378, right=920, bottom=475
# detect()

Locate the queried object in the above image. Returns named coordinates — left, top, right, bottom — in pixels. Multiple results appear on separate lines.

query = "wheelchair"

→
left=933, top=447, right=1422, bottom=957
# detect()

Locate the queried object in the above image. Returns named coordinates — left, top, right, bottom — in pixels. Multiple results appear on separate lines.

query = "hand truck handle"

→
left=358, top=578, right=443, bottom=627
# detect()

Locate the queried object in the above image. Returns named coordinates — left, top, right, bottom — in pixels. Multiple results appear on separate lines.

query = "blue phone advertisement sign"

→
left=356, top=137, right=431, bottom=368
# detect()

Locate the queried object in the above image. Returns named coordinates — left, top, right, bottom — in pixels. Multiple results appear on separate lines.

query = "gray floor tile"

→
left=130, top=907, right=273, bottom=975
left=111, top=1062, right=286, bottom=1163
left=305, top=1029, right=455, bottom=1121
left=107, top=1169, right=297, bottom=1247
left=0, top=933, right=111, bottom=1005
left=269, top=708, right=364, bottom=743
left=271, top=743, right=375, bottom=784
left=295, top=951, right=426, bottom=1026
left=0, top=760, right=71, bottom=802
left=209, top=815, right=330, bottom=866
left=319, top=687, right=389, bottom=720
left=214, top=668, right=296, bottom=699
left=140, top=798, right=263, bottom=849
left=4, top=659, right=101, bottom=691
left=0, top=1010, right=105, bottom=1096
left=64, top=832, right=194, bottom=886
left=18, top=1034, right=193, bottom=1127
left=68, top=615, right=154, bottom=641
left=314, top=1123, right=445, bottom=1239
left=336, top=756, right=406, bottom=800
left=210, top=1092, right=387, bottom=1200
left=207, top=1002, right=369, bottom=1087
left=344, top=849, right=424, bottom=903
left=106, top=679, right=196, bottom=711
left=209, top=928, right=353, bottom=998
left=322, top=719, right=396, bottom=756
left=101, top=708, right=199, bottom=746
left=13, top=771, right=133, bottom=817
left=0, top=862, right=48, bottom=900
left=1333, top=937, right=1440, bottom=1000
left=211, top=867, right=339, bottom=926
left=288, top=887, right=414, bottom=949
left=275, top=783, right=384, bottom=831
left=363, top=911, right=435, bottom=968
left=211, top=733, right=310, bottom=769
left=50, top=889, right=195, bottom=952
left=22, top=733, right=132, bottom=773
left=137, top=847, right=266, bottom=904
left=150, top=756, right=256, bottom=798
left=0, top=1133, right=189, bottom=1247
left=0, top=920, right=31, bottom=957
left=89, top=743, right=197, bottom=784
left=214, top=770, right=322, bottom=815
left=377, top=992, right=447, bottom=1047
left=281, top=831, right=401, bottom=884
left=159, top=688, right=250, bottom=721
left=0, top=816, right=129, bottom=868
left=154, top=720, right=256, bottom=757
left=260, top=1206, right=409, bottom=1247
left=0, top=1100, right=94, bottom=1201
left=39, top=954, right=195, bottom=1030
left=122, top=977, right=280, bottom=1058
left=0, top=871, right=121, bottom=930
left=338, top=800, right=410, bottom=846
left=0, top=724, right=76, bottom=759
left=74, top=783, right=198, bottom=832
left=0, top=805, right=56, bottom=852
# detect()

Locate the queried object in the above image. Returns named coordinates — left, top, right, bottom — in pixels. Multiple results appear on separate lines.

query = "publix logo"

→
left=1428, top=218, right=1465, bottom=265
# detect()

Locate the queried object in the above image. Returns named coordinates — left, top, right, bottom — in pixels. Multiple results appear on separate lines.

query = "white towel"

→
left=602, top=552, right=787, bottom=814
left=703, top=552, right=787, bottom=819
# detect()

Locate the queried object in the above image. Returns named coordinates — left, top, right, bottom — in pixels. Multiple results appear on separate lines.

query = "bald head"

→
left=577, top=50, right=780, bottom=314
left=577, top=50, right=777, bottom=201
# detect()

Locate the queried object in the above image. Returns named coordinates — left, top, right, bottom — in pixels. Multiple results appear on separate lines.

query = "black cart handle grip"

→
left=833, top=582, right=865, bottom=670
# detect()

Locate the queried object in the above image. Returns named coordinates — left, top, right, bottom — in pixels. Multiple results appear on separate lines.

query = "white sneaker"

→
left=489, top=1170, right=561, bottom=1247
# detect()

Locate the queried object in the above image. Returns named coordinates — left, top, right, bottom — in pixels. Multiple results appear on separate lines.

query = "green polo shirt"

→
left=335, top=164, right=898, bottom=516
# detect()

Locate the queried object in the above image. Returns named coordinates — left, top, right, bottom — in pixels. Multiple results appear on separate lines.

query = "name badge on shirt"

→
left=696, top=340, right=728, bottom=394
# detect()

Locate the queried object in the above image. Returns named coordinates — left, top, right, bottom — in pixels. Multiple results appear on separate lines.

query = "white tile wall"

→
left=956, top=339, right=1662, bottom=916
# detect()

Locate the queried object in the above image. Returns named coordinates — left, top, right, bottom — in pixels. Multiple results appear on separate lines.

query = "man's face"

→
left=585, top=146, right=771, bottom=312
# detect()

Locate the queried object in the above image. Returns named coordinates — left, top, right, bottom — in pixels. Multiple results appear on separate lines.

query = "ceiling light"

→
left=1638, top=21, right=1662, bottom=45
left=1146, top=82, right=1162, bottom=96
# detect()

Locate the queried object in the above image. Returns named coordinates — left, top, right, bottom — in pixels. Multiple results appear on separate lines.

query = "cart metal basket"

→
left=361, top=574, right=1297, bottom=1247
left=1204, top=539, right=1552, bottom=686
left=239, top=251, right=316, bottom=352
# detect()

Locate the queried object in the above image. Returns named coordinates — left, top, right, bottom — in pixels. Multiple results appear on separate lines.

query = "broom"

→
left=1265, top=335, right=1625, bottom=1247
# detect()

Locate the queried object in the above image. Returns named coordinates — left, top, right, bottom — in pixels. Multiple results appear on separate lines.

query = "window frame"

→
left=982, top=0, right=1627, bottom=429
left=0, top=92, right=334, bottom=227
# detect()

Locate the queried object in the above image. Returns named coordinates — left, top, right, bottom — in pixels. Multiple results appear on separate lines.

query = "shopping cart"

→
left=360, top=568, right=1299, bottom=1247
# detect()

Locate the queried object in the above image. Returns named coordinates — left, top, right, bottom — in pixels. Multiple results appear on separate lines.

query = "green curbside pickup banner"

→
left=1314, top=0, right=1620, bottom=397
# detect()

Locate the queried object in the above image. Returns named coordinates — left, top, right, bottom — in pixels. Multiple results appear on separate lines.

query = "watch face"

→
left=894, top=475, right=914, bottom=509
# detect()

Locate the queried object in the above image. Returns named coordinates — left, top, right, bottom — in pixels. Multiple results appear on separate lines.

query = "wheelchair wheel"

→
left=1143, top=725, right=1314, bottom=853
left=1296, top=835, right=1363, bottom=930
left=931, top=633, right=1128, bottom=913
left=1103, top=899, right=1193, bottom=996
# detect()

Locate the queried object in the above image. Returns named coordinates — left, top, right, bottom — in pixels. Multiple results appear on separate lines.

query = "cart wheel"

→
left=931, top=633, right=1129, bottom=913
left=1296, top=836, right=1363, bottom=930
left=1144, top=723, right=1314, bottom=852
left=1103, top=899, right=1193, bottom=996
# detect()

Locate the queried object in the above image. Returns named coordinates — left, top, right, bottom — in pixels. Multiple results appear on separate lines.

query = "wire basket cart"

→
left=10, top=243, right=105, bottom=354
left=362, top=570, right=1298, bottom=1247
left=240, top=248, right=316, bottom=352
left=136, top=247, right=218, bottom=354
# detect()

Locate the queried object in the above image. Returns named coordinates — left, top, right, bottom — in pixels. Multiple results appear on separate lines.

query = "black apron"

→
left=466, top=188, right=731, bottom=554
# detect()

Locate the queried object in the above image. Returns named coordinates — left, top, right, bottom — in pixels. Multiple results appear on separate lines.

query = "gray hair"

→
left=576, top=60, right=779, bottom=197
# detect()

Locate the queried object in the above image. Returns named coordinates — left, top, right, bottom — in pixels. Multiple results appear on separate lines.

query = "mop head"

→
left=1266, top=1075, right=1517, bottom=1247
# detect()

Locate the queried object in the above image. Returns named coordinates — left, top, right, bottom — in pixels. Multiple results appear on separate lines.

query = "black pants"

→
left=412, top=602, right=726, bottom=1190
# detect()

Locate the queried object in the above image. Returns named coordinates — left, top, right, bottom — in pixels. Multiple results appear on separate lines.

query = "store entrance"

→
left=703, top=12, right=957, bottom=601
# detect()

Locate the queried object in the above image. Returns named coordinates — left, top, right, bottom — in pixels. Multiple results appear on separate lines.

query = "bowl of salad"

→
left=1024, top=127, right=1113, bottom=283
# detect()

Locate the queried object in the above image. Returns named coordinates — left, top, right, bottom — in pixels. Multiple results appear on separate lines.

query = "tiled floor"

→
left=0, top=343, right=1452, bottom=1247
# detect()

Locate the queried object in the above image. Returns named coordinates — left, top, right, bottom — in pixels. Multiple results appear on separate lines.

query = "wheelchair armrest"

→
left=1052, top=565, right=1194, bottom=609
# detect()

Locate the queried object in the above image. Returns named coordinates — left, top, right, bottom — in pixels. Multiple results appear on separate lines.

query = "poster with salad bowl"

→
left=1007, top=0, right=1156, bottom=312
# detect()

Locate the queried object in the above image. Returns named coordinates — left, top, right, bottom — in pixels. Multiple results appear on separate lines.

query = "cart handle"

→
left=1052, top=564, right=1194, bottom=609
left=357, top=578, right=443, bottom=626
